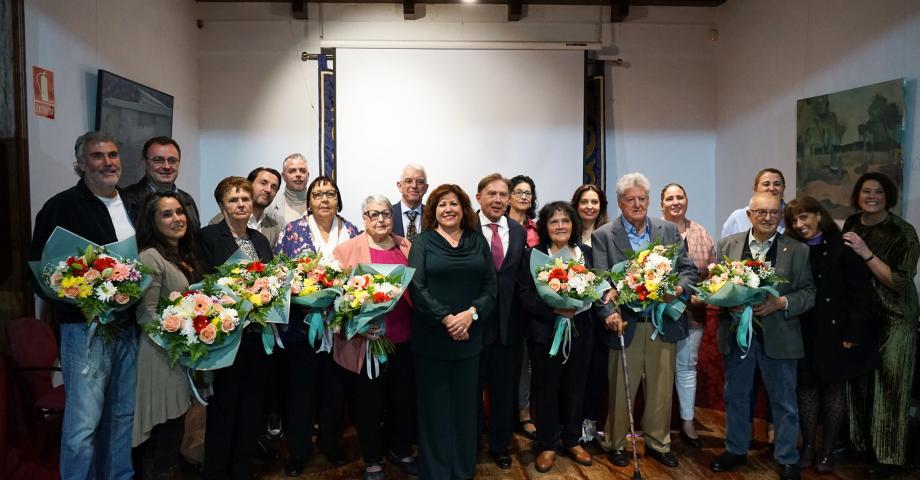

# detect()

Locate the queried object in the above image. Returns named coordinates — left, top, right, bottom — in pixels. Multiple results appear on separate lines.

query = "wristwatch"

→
left=469, top=307, right=479, bottom=321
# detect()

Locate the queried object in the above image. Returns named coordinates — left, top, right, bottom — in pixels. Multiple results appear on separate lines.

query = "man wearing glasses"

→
left=721, top=168, right=787, bottom=238
left=710, top=192, right=815, bottom=480
left=391, top=164, right=428, bottom=240
left=122, top=136, right=200, bottom=229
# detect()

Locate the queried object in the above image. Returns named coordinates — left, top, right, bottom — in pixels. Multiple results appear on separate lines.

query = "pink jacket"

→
left=331, top=232, right=412, bottom=374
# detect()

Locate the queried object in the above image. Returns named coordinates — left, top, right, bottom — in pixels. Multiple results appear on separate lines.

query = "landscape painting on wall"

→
left=796, top=78, right=905, bottom=220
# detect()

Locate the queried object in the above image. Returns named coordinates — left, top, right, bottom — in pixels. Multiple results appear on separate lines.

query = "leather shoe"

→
left=814, top=452, right=834, bottom=474
left=679, top=429, right=702, bottom=449
left=491, top=452, right=512, bottom=469
left=363, top=465, right=386, bottom=480
left=535, top=450, right=556, bottom=473
left=284, top=455, right=304, bottom=477
left=710, top=451, right=747, bottom=472
left=779, top=463, right=800, bottom=480
left=647, top=449, right=679, bottom=468
left=608, top=449, right=629, bottom=467
left=567, top=445, right=593, bottom=466
left=386, top=450, right=419, bottom=476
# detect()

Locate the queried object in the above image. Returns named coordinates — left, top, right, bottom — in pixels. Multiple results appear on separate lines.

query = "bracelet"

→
left=864, top=254, right=875, bottom=262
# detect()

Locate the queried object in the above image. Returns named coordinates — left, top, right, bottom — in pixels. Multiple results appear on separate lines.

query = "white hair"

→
left=282, top=153, right=307, bottom=170
left=615, top=172, right=651, bottom=197
left=748, top=192, right=780, bottom=210
left=400, top=164, right=427, bottom=180
left=361, top=194, right=392, bottom=212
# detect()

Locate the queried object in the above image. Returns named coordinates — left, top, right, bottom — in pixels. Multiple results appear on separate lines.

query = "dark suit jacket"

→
left=197, top=220, right=273, bottom=272
left=122, top=175, right=201, bottom=230
left=480, top=216, right=526, bottom=346
left=592, top=216, right=698, bottom=349
left=518, top=244, right=595, bottom=345
left=391, top=202, right=424, bottom=237
left=716, top=232, right=815, bottom=360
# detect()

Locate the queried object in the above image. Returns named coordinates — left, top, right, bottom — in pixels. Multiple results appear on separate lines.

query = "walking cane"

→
left=617, top=314, right=643, bottom=479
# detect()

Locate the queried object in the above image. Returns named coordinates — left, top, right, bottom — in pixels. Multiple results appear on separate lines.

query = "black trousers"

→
left=416, top=353, right=480, bottom=480
left=284, top=340, right=345, bottom=458
left=582, top=336, right=609, bottom=423
left=347, top=341, right=416, bottom=464
left=142, top=415, right=185, bottom=476
left=478, top=340, right=516, bottom=454
left=203, top=332, right=270, bottom=480
left=530, top=323, right=593, bottom=451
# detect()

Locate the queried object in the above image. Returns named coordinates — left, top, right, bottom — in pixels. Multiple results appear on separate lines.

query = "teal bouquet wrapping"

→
left=29, top=226, right=152, bottom=345
left=607, top=243, right=686, bottom=340
left=331, top=263, right=415, bottom=378
left=284, top=252, right=350, bottom=352
left=529, top=248, right=610, bottom=362
left=690, top=258, right=786, bottom=357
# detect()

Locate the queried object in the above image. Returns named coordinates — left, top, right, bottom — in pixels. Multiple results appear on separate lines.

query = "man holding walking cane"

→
left=592, top=173, right=698, bottom=470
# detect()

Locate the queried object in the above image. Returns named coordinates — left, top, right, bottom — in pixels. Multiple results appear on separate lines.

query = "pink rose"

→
left=290, top=281, right=301, bottom=295
left=260, top=290, right=272, bottom=304
left=63, top=286, right=81, bottom=298
left=168, top=291, right=182, bottom=301
left=162, top=315, right=182, bottom=333
left=199, top=324, right=218, bottom=344
left=113, top=292, right=130, bottom=305
left=220, top=317, right=236, bottom=333
left=83, top=269, right=101, bottom=283
left=548, top=278, right=562, bottom=292
left=50, top=272, right=63, bottom=286
left=220, top=295, right=235, bottom=305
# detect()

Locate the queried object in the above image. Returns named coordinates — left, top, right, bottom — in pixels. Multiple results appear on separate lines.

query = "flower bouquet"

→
left=204, top=250, right=293, bottom=353
left=691, top=258, right=786, bottom=356
left=530, top=248, right=610, bottom=361
left=29, top=227, right=152, bottom=343
left=145, top=289, right=243, bottom=369
left=331, top=264, right=415, bottom=378
left=608, top=242, right=686, bottom=340
left=283, top=252, right=350, bottom=351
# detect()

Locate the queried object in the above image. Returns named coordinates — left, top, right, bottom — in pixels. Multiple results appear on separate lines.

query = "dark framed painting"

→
left=796, top=78, right=905, bottom=220
left=94, top=69, right=174, bottom=188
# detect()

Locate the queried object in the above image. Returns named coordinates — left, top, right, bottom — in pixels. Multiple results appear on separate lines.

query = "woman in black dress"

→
left=198, top=176, right=273, bottom=480
left=408, top=184, right=497, bottom=480
left=783, top=196, right=873, bottom=474
left=517, top=201, right=596, bottom=472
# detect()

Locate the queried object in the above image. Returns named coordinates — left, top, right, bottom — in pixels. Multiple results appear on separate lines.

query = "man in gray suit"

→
left=710, top=192, right=815, bottom=480
left=391, top=164, right=428, bottom=240
left=593, top=173, right=698, bottom=469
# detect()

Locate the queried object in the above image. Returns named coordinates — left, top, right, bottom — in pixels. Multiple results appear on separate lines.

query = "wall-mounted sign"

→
left=33, top=66, right=55, bottom=119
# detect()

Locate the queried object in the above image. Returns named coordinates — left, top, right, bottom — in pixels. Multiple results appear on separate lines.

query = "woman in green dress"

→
left=408, top=183, right=497, bottom=480
left=841, top=172, right=919, bottom=479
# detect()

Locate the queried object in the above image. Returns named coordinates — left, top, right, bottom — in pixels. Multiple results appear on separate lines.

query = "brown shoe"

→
left=567, top=445, right=593, bottom=466
left=535, top=450, right=556, bottom=473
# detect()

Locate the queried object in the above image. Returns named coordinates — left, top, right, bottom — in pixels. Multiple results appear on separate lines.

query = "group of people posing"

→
left=30, top=130, right=919, bottom=480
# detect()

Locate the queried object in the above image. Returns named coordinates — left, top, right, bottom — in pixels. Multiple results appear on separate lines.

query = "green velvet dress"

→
left=842, top=213, right=919, bottom=465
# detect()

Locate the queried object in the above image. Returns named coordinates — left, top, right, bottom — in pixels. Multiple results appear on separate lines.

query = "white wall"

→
left=607, top=7, right=718, bottom=232
left=196, top=2, right=721, bottom=228
left=25, top=0, right=200, bottom=219
left=714, top=0, right=920, bottom=234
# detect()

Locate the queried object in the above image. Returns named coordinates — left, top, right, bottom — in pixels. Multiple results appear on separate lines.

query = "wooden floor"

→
left=237, top=407, right=920, bottom=480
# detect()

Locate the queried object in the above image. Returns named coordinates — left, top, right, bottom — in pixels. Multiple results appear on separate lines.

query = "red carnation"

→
left=372, top=292, right=391, bottom=303
left=66, top=257, right=88, bottom=276
left=246, top=262, right=266, bottom=273
left=744, top=259, right=763, bottom=268
left=548, top=268, right=568, bottom=282
left=193, top=315, right=209, bottom=333
left=636, top=284, right=649, bottom=302
left=93, top=257, right=117, bottom=271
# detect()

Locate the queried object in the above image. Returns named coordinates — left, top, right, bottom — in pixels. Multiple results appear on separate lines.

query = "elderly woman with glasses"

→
left=330, top=195, right=417, bottom=480
left=274, top=176, right=361, bottom=475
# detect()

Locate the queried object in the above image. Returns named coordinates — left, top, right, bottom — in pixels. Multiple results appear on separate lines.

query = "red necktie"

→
left=488, top=223, right=504, bottom=270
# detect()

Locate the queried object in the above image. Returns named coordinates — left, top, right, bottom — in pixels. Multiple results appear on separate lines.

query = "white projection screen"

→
left=335, top=48, right=584, bottom=223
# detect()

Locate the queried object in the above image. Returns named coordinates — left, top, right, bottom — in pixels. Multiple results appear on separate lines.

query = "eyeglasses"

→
left=512, top=189, right=533, bottom=198
left=147, top=156, right=179, bottom=166
left=401, top=177, right=427, bottom=186
left=364, top=210, right=393, bottom=221
left=311, top=191, right=338, bottom=200
left=750, top=209, right=781, bottom=218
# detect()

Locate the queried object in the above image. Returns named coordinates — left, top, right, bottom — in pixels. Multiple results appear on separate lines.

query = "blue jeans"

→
left=60, top=323, right=137, bottom=480
left=723, top=334, right=799, bottom=465
left=675, top=327, right=703, bottom=421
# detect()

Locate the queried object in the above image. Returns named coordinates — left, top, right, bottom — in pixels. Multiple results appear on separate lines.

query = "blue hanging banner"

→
left=318, top=53, right=336, bottom=179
